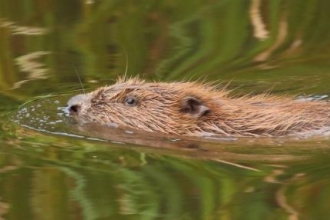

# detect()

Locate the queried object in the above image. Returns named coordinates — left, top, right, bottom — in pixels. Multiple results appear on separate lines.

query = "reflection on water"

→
left=14, top=51, right=50, bottom=89
left=249, top=0, right=269, bottom=41
left=1, top=0, right=330, bottom=219
left=0, top=18, right=49, bottom=35
left=3, top=127, right=330, bottom=219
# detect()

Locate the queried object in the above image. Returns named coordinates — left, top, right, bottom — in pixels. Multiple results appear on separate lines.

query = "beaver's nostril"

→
left=69, top=104, right=81, bottom=114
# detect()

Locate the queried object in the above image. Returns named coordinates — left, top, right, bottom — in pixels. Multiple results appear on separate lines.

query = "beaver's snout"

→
left=67, top=94, right=92, bottom=115
left=69, top=104, right=81, bottom=114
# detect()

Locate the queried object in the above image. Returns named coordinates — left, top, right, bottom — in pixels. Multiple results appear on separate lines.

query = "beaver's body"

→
left=67, top=78, right=330, bottom=137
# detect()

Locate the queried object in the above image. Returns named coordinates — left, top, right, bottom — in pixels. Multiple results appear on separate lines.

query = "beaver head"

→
left=67, top=78, right=225, bottom=136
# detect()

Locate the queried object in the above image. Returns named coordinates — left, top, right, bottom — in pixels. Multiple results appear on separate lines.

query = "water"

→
left=1, top=0, right=330, bottom=219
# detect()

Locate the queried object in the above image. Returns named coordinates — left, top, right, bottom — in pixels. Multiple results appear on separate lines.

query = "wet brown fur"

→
left=68, top=77, right=330, bottom=137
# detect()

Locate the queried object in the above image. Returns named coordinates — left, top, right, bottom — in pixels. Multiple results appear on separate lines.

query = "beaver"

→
left=67, top=77, right=330, bottom=138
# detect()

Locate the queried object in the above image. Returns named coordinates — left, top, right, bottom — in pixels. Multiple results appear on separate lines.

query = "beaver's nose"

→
left=69, top=104, right=81, bottom=115
left=67, top=94, right=90, bottom=115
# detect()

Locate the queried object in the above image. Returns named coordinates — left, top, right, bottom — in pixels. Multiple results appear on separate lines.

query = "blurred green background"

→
left=1, top=0, right=330, bottom=219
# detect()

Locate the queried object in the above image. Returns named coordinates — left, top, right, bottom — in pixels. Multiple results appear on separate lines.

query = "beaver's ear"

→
left=180, top=96, right=210, bottom=117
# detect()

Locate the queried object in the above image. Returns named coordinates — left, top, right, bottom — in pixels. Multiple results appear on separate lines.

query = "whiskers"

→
left=123, top=46, right=129, bottom=78
left=71, top=45, right=129, bottom=91
left=117, top=45, right=129, bottom=83
left=72, top=63, right=86, bottom=94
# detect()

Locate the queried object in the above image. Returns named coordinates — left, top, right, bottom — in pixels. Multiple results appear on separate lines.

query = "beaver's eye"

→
left=124, top=96, right=137, bottom=106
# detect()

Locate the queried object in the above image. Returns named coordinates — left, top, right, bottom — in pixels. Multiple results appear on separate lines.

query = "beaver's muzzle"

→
left=67, top=94, right=92, bottom=116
